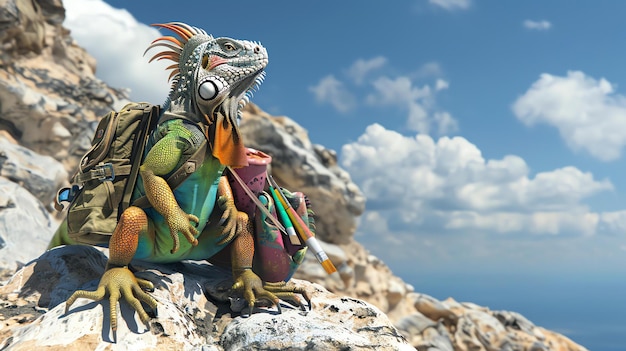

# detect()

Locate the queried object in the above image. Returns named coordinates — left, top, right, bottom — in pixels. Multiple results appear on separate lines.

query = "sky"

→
left=63, top=0, right=626, bottom=282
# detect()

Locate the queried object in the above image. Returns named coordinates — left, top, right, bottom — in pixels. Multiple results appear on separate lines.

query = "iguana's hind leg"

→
left=65, top=206, right=157, bottom=336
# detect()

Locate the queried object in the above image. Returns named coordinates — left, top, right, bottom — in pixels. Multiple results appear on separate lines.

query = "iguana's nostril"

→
left=254, top=46, right=260, bottom=54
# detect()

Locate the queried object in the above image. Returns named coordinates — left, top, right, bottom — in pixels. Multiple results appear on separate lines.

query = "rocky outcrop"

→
left=0, top=130, right=65, bottom=270
left=395, top=295, right=586, bottom=351
left=240, top=103, right=366, bottom=245
left=0, top=0, right=129, bottom=172
left=0, top=1, right=589, bottom=350
left=0, top=245, right=414, bottom=350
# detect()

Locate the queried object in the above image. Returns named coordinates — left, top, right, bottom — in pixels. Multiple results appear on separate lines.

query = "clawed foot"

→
left=65, top=267, right=158, bottom=335
left=231, top=269, right=311, bottom=315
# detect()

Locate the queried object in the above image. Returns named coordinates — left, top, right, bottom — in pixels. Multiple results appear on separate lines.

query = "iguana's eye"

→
left=223, top=42, right=236, bottom=51
left=201, top=55, right=209, bottom=69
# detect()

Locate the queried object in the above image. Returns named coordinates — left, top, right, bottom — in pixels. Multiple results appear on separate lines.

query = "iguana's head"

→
left=146, top=22, right=268, bottom=167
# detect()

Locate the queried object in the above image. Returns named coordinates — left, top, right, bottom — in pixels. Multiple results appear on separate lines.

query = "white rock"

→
left=0, top=136, right=67, bottom=204
left=0, top=178, right=54, bottom=270
left=0, top=245, right=415, bottom=350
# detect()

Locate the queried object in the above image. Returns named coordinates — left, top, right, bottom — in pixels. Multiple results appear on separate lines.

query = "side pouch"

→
left=252, top=191, right=307, bottom=283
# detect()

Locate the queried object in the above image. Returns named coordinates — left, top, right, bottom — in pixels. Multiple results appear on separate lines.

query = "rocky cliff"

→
left=0, top=1, right=589, bottom=350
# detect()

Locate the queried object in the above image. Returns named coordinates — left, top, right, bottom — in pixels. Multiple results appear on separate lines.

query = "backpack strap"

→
left=155, top=110, right=210, bottom=191
left=165, top=140, right=208, bottom=189
left=74, top=163, right=132, bottom=184
left=131, top=139, right=207, bottom=208
left=119, top=104, right=160, bottom=212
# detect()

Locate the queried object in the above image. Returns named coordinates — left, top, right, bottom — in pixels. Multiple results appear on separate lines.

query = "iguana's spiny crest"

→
left=145, top=22, right=268, bottom=167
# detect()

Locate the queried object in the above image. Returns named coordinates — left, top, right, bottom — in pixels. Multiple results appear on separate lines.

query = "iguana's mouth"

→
left=229, top=69, right=265, bottom=99
left=208, top=55, right=227, bottom=70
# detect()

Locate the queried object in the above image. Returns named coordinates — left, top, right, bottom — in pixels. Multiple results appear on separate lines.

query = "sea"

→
left=406, top=271, right=625, bottom=351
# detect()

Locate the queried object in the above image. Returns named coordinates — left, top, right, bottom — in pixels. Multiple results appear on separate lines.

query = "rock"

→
left=0, top=177, right=55, bottom=270
left=0, top=245, right=415, bottom=350
left=386, top=278, right=407, bottom=308
left=240, top=103, right=366, bottom=245
left=37, top=0, right=64, bottom=25
left=396, top=313, right=455, bottom=351
left=0, top=0, right=129, bottom=172
left=220, top=295, right=413, bottom=350
left=413, top=293, right=459, bottom=327
left=0, top=0, right=45, bottom=56
left=0, top=135, right=67, bottom=205
left=493, top=310, right=537, bottom=335
left=385, top=294, right=590, bottom=351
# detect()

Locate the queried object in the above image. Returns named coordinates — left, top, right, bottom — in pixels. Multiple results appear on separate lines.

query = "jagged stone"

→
left=0, top=245, right=415, bottom=350
left=0, top=0, right=45, bottom=57
left=240, top=103, right=366, bottom=245
left=0, top=0, right=128, bottom=172
left=0, top=177, right=54, bottom=270
left=0, top=135, right=67, bottom=205
left=37, top=0, right=64, bottom=25
left=396, top=313, right=455, bottom=351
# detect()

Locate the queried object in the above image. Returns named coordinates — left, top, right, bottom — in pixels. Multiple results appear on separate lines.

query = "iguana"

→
left=48, top=22, right=311, bottom=334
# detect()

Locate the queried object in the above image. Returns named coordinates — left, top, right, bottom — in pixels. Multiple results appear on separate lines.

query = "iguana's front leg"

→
left=66, top=135, right=196, bottom=335
left=65, top=206, right=158, bottom=335
left=140, top=136, right=199, bottom=253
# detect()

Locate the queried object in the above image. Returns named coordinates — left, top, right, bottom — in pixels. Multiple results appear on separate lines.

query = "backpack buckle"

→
left=54, top=185, right=80, bottom=211
left=94, top=162, right=115, bottom=181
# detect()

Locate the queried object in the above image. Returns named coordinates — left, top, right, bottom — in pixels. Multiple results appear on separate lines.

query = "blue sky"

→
left=64, top=0, right=626, bottom=281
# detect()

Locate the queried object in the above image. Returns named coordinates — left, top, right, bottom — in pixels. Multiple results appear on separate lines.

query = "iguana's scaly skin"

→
left=50, top=22, right=307, bottom=335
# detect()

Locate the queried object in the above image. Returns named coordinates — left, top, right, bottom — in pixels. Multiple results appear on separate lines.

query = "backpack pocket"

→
left=66, top=158, right=130, bottom=245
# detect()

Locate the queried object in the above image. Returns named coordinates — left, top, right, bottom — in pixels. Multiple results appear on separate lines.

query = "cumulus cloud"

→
left=341, top=125, right=626, bottom=271
left=523, top=19, right=552, bottom=31
left=309, top=75, right=356, bottom=113
left=429, top=0, right=471, bottom=11
left=367, top=76, right=458, bottom=134
left=412, top=62, right=444, bottom=79
left=513, top=71, right=626, bottom=161
left=312, top=59, right=456, bottom=134
left=347, top=57, right=387, bottom=85
left=341, top=123, right=614, bottom=239
left=435, top=79, right=449, bottom=91
left=63, top=0, right=170, bottom=104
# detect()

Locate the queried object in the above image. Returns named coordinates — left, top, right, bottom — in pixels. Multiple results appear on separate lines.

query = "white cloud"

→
left=343, top=124, right=626, bottom=271
left=523, top=19, right=552, bottom=31
left=598, top=210, right=626, bottom=234
left=513, top=71, right=626, bottom=161
left=347, top=57, right=387, bottom=85
left=429, top=0, right=471, bottom=11
left=63, top=0, right=170, bottom=104
left=312, top=59, right=456, bottom=134
left=367, top=76, right=458, bottom=135
left=435, top=79, right=449, bottom=91
left=341, top=123, right=614, bottom=239
left=309, top=75, right=356, bottom=113
left=412, top=62, right=444, bottom=80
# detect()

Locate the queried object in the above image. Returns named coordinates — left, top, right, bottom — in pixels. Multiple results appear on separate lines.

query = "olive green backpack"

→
left=55, top=102, right=159, bottom=245
left=56, top=102, right=210, bottom=246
